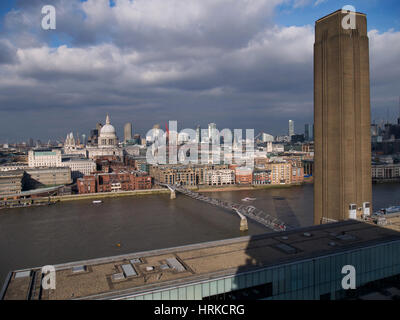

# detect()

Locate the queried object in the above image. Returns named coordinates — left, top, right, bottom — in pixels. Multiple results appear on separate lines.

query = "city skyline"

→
left=1, top=115, right=312, bottom=145
left=1, top=5, right=400, bottom=303
left=0, top=0, right=399, bottom=141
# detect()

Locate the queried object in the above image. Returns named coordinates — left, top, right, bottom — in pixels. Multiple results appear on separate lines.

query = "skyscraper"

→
left=398, top=96, right=400, bottom=125
left=196, top=125, right=201, bottom=143
left=288, top=120, right=294, bottom=137
left=304, top=124, right=310, bottom=141
left=314, top=10, right=372, bottom=224
left=124, top=122, right=133, bottom=142
left=208, top=123, right=217, bottom=144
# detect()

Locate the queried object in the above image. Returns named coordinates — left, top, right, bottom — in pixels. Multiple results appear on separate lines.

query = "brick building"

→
left=78, top=171, right=151, bottom=194
left=150, top=164, right=229, bottom=186
left=0, top=170, right=24, bottom=196
left=235, top=167, right=253, bottom=185
left=291, top=165, right=304, bottom=184
left=204, top=169, right=235, bottom=186
left=253, top=170, right=272, bottom=185
left=266, top=162, right=291, bottom=185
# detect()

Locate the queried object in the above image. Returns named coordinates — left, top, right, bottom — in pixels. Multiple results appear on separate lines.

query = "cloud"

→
left=0, top=39, right=17, bottom=64
left=314, top=0, right=327, bottom=6
left=292, top=0, right=312, bottom=8
left=0, top=0, right=398, bottom=141
left=368, top=29, right=400, bottom=117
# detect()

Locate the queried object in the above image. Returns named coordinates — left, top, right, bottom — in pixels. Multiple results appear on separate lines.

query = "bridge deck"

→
left=160, top=184, right=288, bottom=232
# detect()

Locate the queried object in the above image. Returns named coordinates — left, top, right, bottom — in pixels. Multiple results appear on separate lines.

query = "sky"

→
left=0, top=0, right=399, bottom=143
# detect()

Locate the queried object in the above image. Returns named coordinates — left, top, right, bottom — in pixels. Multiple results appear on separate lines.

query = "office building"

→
left=196, top=125, right=201, bottom=143
left=304, top=124, right=310, bottom=141
left=60, top=158, right=96, bottom=179
left=24, top=167, right=72, bottom=189
left=28, top=150, right=62, bottom=168
left=262, top=133, right=274, bottom=143
left=150, top=164, right=229, bottom=186
left=208, top=123, right=217, bottom=144
left=0, top=163, right=28, bottom=172
left=235, top=167, right=253, bottom=185
left=77, top=171, right=151, bottom=194
left=314, top=10, right=372, bottom=224
left=267, top=162, right=291, bottom=185
left=288, top=120, right=294, bottom=137
left=204, top=169, right=235, bottom=186
left=372, top=163, right=400, bottom=181
left=124, top=123, right=133, bottom=142
left=252, top=170, right=271, bottom=185
left=0, top=170, right=24, bottom=196
left=290, top=134, right=305, bottom=144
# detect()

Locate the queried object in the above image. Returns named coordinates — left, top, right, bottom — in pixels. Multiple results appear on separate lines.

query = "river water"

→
left=0, top=183, right=399, bottom=284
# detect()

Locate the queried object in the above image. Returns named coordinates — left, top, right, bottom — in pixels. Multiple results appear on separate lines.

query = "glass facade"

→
left=123, top=240, right=400, bottom=300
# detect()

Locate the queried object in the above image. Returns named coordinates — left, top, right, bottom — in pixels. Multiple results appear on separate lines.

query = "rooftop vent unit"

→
left=274, top=243, right=297, bottom=254
left=112, top=273, right=125, bottom=282
left=121, top=264, right=137, bottom=277
left=14, top=270, right=31, bottom=279
left=130, top=258, right=142, bottom=264
left=72, top=265, right=86, bottom=273
left=160, top=264, right=170, bottom=270
left=166, top=258, right=186, bottom=272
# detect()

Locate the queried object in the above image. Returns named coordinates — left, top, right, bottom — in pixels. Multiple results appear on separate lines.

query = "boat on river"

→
left=241, top=197, right=256, bottom=202
left=373, top=206, right=400, bottom=216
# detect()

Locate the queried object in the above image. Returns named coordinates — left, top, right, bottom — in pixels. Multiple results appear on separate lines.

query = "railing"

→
left=160, top=183, right=288, bottom=232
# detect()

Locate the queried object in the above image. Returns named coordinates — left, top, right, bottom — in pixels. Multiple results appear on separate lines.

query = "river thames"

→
left=1, top=183, right=399, bottom=284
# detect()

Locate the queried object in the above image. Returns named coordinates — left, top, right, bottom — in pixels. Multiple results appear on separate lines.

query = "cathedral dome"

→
left=100, top=124, right=116, bottom=135
left=100, top=114, right=116, bottom=135
left=98, top=114, right=118, bottom=147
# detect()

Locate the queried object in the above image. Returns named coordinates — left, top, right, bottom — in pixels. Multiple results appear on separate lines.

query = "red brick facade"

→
left=291, top=166, right=304, bottom=184
left=78, top=172, right=152, bottom=194
left=235, top=168, right=253, bottom=185
left=253, top=171, right=272, bottom=184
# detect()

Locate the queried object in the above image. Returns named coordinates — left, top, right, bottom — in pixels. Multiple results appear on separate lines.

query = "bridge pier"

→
left=170, top=190, right=176, bottom=200
left=240, top=217, right=248, bottom=232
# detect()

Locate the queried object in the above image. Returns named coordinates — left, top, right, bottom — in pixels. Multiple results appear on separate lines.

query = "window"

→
left=204, top=282, right=273, bottom=300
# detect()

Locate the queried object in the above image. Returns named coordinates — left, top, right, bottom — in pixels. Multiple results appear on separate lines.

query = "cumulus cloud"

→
left=0, top=0, right=398, bottom=141
left=368, top=29, right=400, bottom=116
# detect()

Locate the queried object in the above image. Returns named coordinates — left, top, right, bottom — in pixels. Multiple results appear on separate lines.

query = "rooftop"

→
left=33, top=151, right=57, bottom=156
left=2, top=220, right=400, bottom=300
left=0, top=185, right=65, bottom=198
left=0, top=170, right=24, bottom=177
left=316, top=9, right=366, bottom=23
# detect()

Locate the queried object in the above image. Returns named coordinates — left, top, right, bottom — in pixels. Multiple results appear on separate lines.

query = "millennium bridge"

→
left=159, top=183, right=289, bottom=232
